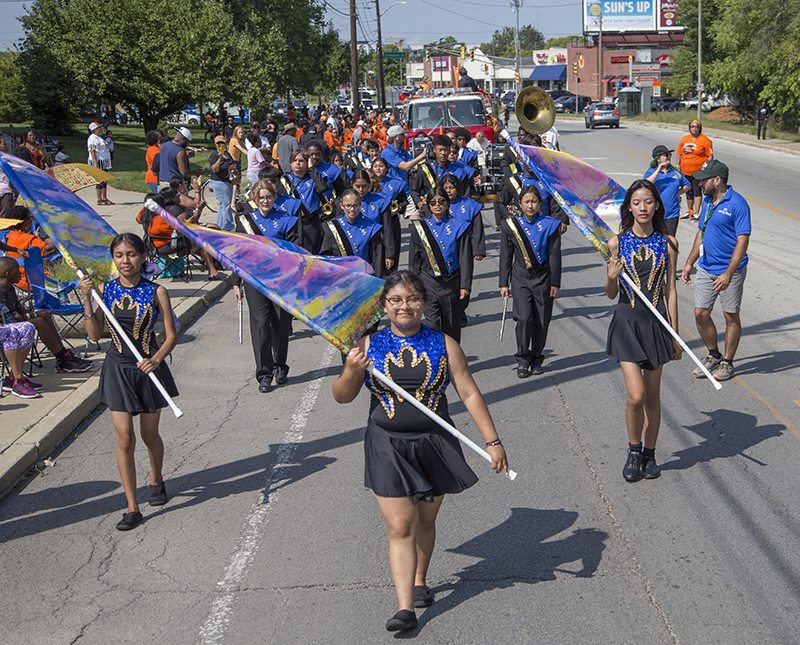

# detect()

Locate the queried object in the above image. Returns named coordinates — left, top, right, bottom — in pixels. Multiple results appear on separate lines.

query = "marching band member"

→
left=285, top=148, right=328, bottom=253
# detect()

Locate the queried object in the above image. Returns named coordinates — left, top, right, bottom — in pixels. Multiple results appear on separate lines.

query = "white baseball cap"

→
left=387, top=125, right=405, bottom=138
left=174, top=126, right=192, bottom=141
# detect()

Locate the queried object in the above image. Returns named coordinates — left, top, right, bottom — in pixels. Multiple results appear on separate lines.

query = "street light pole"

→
left=512, top=0, right=521, bottom=93
left=375, top=0, right=385, bottom=110
left=350, top=0, right=359, bottom=117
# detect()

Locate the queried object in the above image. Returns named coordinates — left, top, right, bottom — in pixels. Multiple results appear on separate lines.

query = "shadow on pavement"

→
left=408, top=507, right=607, bottom=633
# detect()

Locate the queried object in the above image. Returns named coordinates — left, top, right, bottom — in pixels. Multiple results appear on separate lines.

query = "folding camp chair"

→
left=20, top=247, right=89, bottom=352
left=143, top=233, right=192, bottom=282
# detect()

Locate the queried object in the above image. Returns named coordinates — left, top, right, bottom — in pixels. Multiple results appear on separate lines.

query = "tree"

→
left=0, top=51, right=31, bottom=122
left=480, top=25, right=545, bottom=59
left=708, top=0, right=800, bottom=123
left=671, top=0, right=725, bottom=98
left=545, top=35, right=583, bottom=48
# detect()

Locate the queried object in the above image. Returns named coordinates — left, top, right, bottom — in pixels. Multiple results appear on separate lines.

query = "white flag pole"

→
left=78, top=269, right=184, bottom=417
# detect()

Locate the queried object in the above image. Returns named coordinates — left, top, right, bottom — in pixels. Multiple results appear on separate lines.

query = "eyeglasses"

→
left=256, top=195, right=275, bottom=202
left=429, top=198, right=447, bottom=205
left=386, top=296, right=424, bottom=309
left=341, top=202, right=359, bottom=209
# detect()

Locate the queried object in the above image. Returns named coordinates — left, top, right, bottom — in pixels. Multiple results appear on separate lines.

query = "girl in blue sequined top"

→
left=333, top=271, right=509, bottom=632
left=79, top=233, right=179, bottom=532
left=605, top=179, right=681, bottom=484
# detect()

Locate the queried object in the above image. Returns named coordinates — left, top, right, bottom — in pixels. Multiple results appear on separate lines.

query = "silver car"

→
left=585, top=102, right=620, bottom=129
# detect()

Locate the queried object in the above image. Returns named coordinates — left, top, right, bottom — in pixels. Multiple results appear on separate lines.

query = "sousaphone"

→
left=515, top=86, right=556, bottom=135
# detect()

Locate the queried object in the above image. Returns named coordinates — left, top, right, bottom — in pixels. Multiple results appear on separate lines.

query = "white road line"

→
left=198, top=344, right=337, bottom=644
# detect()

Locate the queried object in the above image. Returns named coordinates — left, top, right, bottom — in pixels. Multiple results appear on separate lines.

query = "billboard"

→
left=583, top=0, right=683, bottom=33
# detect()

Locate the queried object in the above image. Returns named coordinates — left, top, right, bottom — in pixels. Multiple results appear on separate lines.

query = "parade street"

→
left=2, top=122, right=800, bottom=645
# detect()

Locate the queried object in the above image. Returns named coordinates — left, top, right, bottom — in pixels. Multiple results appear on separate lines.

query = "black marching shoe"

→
left=258, top=376, right=274, bottom=393
left=386, top=610, right=418, bottom=632
left=413, top=585, right=434, bottom=608
left=116, top=511, right=143, bottom=531
left=642, top=456, right=661, bottom=479
left=516, top=364, right=532, bottom=379
left=275, top=366, right=289, bottom=385
left=531, top=362, right=545, bottom=375
left=148, top=482, right=168, bottom=506
left=623, top=449, right=643, bottom=482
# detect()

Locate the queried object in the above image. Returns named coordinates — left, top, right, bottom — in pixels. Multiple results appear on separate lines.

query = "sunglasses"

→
left=429, top=198, right=447, bottom=205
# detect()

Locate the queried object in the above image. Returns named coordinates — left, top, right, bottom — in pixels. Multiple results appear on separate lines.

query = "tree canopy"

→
left=480, top=26, right=545, bottom=58
left=17, top=0, right=348, bottom=133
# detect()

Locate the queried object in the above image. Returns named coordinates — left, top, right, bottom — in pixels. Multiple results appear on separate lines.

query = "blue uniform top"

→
left=246, top=207, right=299, bottom=240
left=513, top=173, right=552, bottom=219
left=514, top=213, right=561, bottom=264
left=287, top=173, right=321, bottom=213
left=643, top=166, right=690, bottom=220
left=315, top=161, right=342, bottom=201
left=360, top=192, right=391, bottom=224
left=449, top=195, right=482, bottom=225
left=273, top=194, right=301, bottom=218
left=331, top=214, right=382, bottom=262
left=425, top=213, right=471, bottom=273
left=697, top=186, right=751, bottom=275
left=380, top=177, right=406, bottom=201
left=381, top=144, right=412, bottom=191
left=458, top=147, right=478, bottom=166
left=434, top=160, right=473, bottom=185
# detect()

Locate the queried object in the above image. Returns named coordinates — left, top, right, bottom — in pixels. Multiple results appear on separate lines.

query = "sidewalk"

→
left=0, top=186, right=231, bottom=498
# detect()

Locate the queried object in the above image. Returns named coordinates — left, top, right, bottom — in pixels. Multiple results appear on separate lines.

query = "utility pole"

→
left=350, top=0, right=360, bottom=117
left=375, top=0, right=385, bottom=110
left=597, top=9, right=603, bottom=101
left=697, top=0, right=702, bottom=122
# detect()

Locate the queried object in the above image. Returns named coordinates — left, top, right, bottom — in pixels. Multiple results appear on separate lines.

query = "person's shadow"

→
left=404, top=507, right=607, bottom=634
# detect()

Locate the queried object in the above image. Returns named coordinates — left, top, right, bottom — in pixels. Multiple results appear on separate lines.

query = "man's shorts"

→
left=684, top=173, right=701, bottom=201
left=694, top=266, right=747, bottom=313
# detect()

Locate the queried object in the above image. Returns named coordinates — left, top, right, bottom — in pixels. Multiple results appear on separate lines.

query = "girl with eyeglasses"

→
left=333, top=270, right=509, bottom=632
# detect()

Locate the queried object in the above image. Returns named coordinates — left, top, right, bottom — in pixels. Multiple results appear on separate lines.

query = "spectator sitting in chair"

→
left=3, top=205, right=59, bottom=290
left=139, top=192, right=227, bottom=281
left=168, top=177, right=220, bottom=229
left=0, top=256, right=92, bottom=373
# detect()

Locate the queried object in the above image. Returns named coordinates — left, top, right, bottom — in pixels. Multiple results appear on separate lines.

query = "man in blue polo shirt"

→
left=381, top=125, right=426, bottom=194
left=645, top=144, right=690, bottom=236
left=681, top=160, right=750, bottom=381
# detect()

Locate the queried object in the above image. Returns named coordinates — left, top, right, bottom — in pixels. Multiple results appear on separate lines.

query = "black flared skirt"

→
left=99, top=353, right=179, bottom=415
left=364, top=419, right=479, bottom=504
left=606, top=303, right=674, bottom=371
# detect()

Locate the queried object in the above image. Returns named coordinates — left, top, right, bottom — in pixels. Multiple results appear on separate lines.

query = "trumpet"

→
left=390, top=200, right=400, bottom=214
left=321, top=199, right=335, bottom=219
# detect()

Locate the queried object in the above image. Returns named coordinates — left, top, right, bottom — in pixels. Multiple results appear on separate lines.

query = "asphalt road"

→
left=1, top=121, right=799, bottom=645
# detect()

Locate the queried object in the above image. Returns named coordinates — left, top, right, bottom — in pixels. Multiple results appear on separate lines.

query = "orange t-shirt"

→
left=6, top=230, right=47, bottom=290
left=145, top=145, right=160, bottom=184
left=677, top=134, right=713, bottom=175
left=147, top=215, right=175, bottom=248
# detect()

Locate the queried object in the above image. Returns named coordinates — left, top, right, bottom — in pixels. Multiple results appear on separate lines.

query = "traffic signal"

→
left=460, top=46, right=466, bottom=60
left=573, top=62, right=578, bottom=75
left=425, top=49, right=430, bottom=62
left=470, top=48, right=475, bottom=62
left=515, top=72, right=520, bottom=84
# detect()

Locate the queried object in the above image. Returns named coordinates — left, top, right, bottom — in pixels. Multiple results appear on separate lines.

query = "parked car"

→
left=556, top=96, right=592, bottom=113
left=292, top=98, right=308, bottom=110
left=585, top=102, right=620, bottom=129
left=272, top=100, right=287, bottom=115
left=500, top=91, right=517, bottom=107
left=702, top=91, right=738, bottom=112
left=547, top=89, right=574, bottom=101
left=651, top=96, right=679, bottom=111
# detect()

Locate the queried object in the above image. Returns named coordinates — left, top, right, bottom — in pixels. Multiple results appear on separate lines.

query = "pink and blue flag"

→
left=0, top=151, right=118, bottom=279
left=151, top=203, right=384, bottom=352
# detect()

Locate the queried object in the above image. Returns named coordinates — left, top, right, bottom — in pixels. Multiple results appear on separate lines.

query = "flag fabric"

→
left=152, top=203, right=384, bottom=352
left=47, top=163, right=115, bottom=193
left=0, top=152, right=118, bottom=280
left=504, top=134, right=621, bottom=260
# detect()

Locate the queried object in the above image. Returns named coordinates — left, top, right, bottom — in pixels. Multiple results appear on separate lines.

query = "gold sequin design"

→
left=621, top=242, right=666, bottom=308
left=109, top=292, right=156, bottom=355
left=372, top=345, right=448, bottom=419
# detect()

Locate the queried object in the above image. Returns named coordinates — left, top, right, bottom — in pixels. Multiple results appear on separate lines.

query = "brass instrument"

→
left=515, top=86, right=556, bottom=136
left=390, top=200, right=400, bottom=214
left=321, top=199, right=335, bottom=219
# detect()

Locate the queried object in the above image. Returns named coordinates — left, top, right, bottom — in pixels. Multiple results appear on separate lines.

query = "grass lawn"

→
left=631, top=110, right=800, bottom=142
left=10, top=123, right=215, bottom=194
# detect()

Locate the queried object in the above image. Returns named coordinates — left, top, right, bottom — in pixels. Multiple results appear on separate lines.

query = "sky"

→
left=0, top=0, right=585, bottom=50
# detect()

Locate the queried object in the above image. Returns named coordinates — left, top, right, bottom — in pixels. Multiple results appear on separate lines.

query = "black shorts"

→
left=684, top=173, right=701, bottom=200
left=158, top=235, right=192, bottom=256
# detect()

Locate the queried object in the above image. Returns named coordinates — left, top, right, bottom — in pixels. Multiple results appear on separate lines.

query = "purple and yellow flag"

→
left=503, top=132, right=622, bottom=260
left=153, top=203, right=384, bottom=352
left=0, top=152, right=118, bottom=279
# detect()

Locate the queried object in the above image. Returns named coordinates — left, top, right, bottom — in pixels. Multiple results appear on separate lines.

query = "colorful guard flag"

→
left=504, top=135, right=623, bottom=259
left=0, top=152, right=118, bottom=280
left=151, top=203, right=384, bottom=353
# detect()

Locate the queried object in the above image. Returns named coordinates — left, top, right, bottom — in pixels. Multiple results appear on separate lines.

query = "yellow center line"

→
left=607, top=143, right=648, bottom=159
left=741, top=196, right=800, bottom=222
left=678, top=321, right=800, bottom=441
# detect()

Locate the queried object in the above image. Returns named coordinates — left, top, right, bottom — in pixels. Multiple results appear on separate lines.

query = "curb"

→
left=0, top=277, right=232, bottom=500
